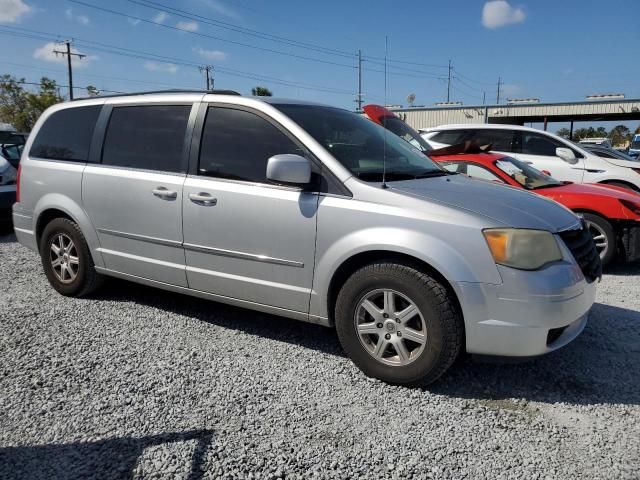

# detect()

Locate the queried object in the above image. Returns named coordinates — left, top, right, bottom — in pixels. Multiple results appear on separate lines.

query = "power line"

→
left=0, top=78, right=126, bottom=94
left=125, top=0, right=357, bottom=59
left=0, top=26, right=354, bottom=95
left=68, top=0, right=360, bottom=69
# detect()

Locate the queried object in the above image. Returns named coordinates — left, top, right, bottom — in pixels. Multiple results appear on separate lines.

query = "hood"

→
left=389, top=174, right=580, bottom=232
left=540, top=182, right=640, bottom=201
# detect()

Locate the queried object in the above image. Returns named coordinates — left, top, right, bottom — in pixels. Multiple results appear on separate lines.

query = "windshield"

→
left=275, top=104, right=444, bottom=182
left=631, top=139, right=640, bottom=150
left=494, top=156, right=563, bottom=190
left=382, top=117, right=432, bottom=152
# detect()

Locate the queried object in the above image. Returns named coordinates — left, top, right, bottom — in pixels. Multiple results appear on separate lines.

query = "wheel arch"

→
left=598, top=179, right=640, bottom=193
left=325, top=249, right=464, bottom=330
left=33, top=194, right=104, bottom=268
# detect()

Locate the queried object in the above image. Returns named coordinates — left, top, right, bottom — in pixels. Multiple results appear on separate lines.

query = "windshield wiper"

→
left=413, top=171, right=449, bottom=179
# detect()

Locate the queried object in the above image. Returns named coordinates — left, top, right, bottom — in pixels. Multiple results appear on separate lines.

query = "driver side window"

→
left=199, top=107, right=304, bottom=183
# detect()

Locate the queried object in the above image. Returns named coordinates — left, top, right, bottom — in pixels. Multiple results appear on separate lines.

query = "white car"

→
left=420, top=124, right=640, bottom=191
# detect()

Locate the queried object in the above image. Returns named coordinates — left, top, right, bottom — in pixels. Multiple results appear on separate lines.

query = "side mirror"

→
left=556, top=147, right=577, bottom=164
left=266, top=154, right=312, bottom=185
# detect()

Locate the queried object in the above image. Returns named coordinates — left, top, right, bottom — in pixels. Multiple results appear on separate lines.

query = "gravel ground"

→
left=0, top=229, right=639, bottom=479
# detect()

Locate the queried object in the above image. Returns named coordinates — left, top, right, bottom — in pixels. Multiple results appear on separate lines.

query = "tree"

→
left=251, top=86, right=272, bottom=97
left=86, top=85, right=99, bottom=96
left=0, top=75, right=62, bottom=131
left=608, top=124, right=631, bottom=147
left=556, top=128, right=571, bottom=139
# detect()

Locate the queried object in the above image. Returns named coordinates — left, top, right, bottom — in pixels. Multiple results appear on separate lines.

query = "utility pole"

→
left=446, top=59, right=452, bottom=102
left=496, top=76, right=502, bottom=104
left=199, top=65, right=214, bottom=90
left=355, top=49, right=363, bottom=111
left=482, top=91, right=486, bottom=105
left=53, top=40, right=85, bottom=100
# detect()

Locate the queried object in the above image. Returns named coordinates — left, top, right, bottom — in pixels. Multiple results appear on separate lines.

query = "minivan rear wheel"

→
left=335, top=262, right=463, bottom=385
left=39, top=218, right=103, bottom=297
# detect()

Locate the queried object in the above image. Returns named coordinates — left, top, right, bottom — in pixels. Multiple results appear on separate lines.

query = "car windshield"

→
left=274, top=104, right=444, bottom=182
left=382, top=117, right=432, bottom=152
left=631, top=139, right=640, bottom=150
left=493, top=156, right=564, bottom=190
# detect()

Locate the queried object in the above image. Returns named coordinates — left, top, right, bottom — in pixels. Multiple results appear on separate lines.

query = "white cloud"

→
left=153, top=11, right=168, bottom=23
left=144, top=61, right=177, bottom=74
left=127, top=17, right=140, bottom=26
left=198, top=0, right=239, bottom=20
left=501, top=84, right=523, bottom=97
left=33, top=42, right=97, bottom=68
left=193, top=46, right=226, bottom=61
left=176, top=20, right=198, bottom=32
left=65, top=8, right=90, bottom=25
left=482, top=1, right=525, bottom=29
left=0, top=0, right=31, bottom=23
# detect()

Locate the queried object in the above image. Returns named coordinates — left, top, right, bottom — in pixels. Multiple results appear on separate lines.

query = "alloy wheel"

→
left=354, top=289, right=427, bottom=366
left=49, top=233, right=79, bottom=284
left=585, top=220, right=609, bottom=260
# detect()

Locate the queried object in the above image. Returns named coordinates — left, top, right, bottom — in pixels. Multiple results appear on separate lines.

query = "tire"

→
left=39, top=217, right=103, bottom=297
left=335, top=262, right=463, bottom=386
left=581, top=213, right=616, bottom=266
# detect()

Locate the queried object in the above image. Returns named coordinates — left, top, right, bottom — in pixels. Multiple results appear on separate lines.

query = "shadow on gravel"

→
left=431, top=302, right=640, bottom=406
left=604, top=261, right=640, bottom=276
left=98, top=279, right=640, bottom=406
left=0, top=429, right=214, bottom=480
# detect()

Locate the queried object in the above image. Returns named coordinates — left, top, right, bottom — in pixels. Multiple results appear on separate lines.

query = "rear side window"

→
left=468, top=129, right=516, bottom=152
left=198, top=107, right=302, bottom=183
left=30, top=105, right=101, bottom=161
left=102, top=105, right=191, bottom=173
left=430, top=130, right=468, bottom=145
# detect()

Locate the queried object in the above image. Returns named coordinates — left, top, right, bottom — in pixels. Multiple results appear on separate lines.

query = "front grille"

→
left=558, top=222, right=602, bottom=282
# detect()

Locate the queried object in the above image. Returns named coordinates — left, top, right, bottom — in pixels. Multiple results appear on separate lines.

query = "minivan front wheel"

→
left=335, top=262, right=463, bottom=385
left=40, top=218, right=103, bottom=297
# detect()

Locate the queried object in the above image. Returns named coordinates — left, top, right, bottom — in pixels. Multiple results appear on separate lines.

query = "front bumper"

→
left=454, top=259, right=596, bottom=357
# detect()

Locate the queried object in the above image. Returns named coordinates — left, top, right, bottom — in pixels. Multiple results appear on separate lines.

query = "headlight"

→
left=0, top=161, right=16, bottom=185
left=483, top=228, right=563, bottom=270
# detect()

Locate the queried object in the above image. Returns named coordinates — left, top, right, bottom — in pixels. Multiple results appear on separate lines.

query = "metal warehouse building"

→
left=388, top=98, right=640, bottom=132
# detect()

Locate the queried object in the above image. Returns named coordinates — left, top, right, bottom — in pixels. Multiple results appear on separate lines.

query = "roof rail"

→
left=70, top=89, right=241, bottom=101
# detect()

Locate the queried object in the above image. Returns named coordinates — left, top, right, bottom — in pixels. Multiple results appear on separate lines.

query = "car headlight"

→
left=483, top=228, right=563, bottom=270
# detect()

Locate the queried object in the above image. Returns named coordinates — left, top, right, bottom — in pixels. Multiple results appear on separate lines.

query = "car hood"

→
left=389, top=174, right=580, bottom=232
left=538, top=182, right=640, bottom=201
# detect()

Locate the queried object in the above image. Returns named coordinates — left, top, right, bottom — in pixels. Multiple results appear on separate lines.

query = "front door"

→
left=83, top=104, right=194, bottom=286
left=512, top=130, right=585, bottom=183
left=182, top=106, right=318, bottom=313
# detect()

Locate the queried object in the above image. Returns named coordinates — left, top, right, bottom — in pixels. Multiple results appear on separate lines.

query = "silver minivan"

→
left=13, top=91, right=600, bottom=385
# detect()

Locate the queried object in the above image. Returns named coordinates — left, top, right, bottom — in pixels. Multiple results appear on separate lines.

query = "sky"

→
left=1, top=0, right=639, bottom=124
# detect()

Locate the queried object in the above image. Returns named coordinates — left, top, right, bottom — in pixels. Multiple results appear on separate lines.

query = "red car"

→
left=363, top=104, right=640, bottom=265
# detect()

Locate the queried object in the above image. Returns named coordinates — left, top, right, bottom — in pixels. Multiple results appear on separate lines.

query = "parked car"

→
left=363, top=104, right=640, bottom=266
left=629, top=134, right=640, bottom=159
left=0, top=132, right=26, bottom=219
left=432, top=151, right=640, bottom=265
left=420, top=124, right=640, bottom=191
left=579, top=137, right=612, bottom=148
left=581, top=143, right=638, bottom=162
left=0, top=151, right=17, bottom=219
left=13, top=91, right=600, bottom=385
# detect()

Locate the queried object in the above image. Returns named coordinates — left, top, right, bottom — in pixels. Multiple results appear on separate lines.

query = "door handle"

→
left=152, top=187, right=178, bottom=199
left=189, top=192, right=217, bottom=206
